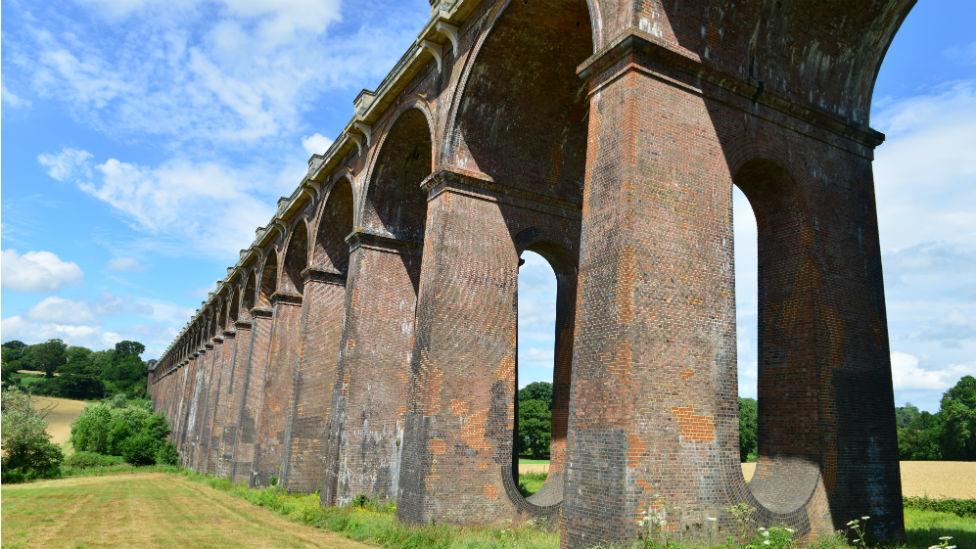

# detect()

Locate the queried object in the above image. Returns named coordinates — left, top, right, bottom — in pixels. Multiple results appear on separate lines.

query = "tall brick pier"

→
left=148, top=0, right=915, bottom=546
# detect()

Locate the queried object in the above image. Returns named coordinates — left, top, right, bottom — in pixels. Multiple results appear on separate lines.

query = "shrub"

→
left=70, top=399, right=175, bottom=466
left=155, top=441, right=179, bottom=465
left=904, top=496, right=976, bottom=518
left=1, top=388, right=64, bottom=482
left=63, top=451, right=126, bottom=468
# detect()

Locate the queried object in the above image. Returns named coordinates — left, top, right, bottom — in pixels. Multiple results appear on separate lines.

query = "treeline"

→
left=1, top=339, right=149, bottom=400
left=896, top=375, right=976, bottom=460
left=519, top=375, right=976, bottom=462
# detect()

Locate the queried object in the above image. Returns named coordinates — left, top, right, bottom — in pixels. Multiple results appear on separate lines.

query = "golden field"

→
left=521, top=461, right=976, bottom=499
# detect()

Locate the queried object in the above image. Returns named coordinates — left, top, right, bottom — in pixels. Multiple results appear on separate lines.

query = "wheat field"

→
left=520, top=461, right=976, bottom=499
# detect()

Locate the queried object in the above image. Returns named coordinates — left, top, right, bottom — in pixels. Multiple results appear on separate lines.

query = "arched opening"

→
left=314, top=179, right=354, bottom=275
left=258, top=250, right=278, bottom=309
left=733, top=184, right=759, bottom=470
left=363, top=107, right=432, bottom=292
left=282, top=222, right=309, bottom=295
left=513, top=244, right=577, bottom=509
left=515, top=251, right=557, bottom=498
left=242, top=271, right=257, bottom=315
left=733, top=159, right=821, bottom=514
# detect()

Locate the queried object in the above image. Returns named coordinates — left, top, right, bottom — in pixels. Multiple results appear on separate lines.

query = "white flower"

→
left=847, top=520, right=858, bottom=526
left=786, top=528, right=796, bottom=534
left=706, top=517, right=718, bottom=522
left=939, top=537, right=953, bottom=541
left=861, top=516, right=870, bottom=521
left=762, top=531, right=770, bottom=537
left=763, top=541, right=771, bottom=546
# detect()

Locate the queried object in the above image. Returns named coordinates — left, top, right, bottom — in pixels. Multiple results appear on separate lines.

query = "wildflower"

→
left=847, top=520, right=858, bottom=526
left=763, top=541, right=771, bottom=546
left=939, top=537, right=953, bottom=541
left=861, top=516, right=870, bottom=521
left=762, top=530, right=770, bottom=537
left=706, top=517, right=718, bottom=522
left=786, top=528, right=796, bottom=534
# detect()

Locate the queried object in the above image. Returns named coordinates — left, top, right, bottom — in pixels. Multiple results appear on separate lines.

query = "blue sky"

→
left=2, top=1, right=973, bottom=412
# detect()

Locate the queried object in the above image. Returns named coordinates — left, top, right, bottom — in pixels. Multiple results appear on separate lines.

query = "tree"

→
left=26, top=339, right=67, bottom=378
left=517, top=399, right=551, bottom=459
left=896, top=403, right=922, bottom=428
left=897, top=409, right=943, bottom=460
left=2, top=340, right=29, bottom=385
left=1, top=388, right=64, bottom=482
left=113, top=341, right=146, bottom=360
left=518, top=382, right=553, bottom=411
left=738, top=397, right=758, bottom=462
left=939, top=375, right=976, bottom=460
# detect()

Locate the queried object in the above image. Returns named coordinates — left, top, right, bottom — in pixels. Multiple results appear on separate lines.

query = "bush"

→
left=63, top=451, right=126, bottom=468
left=70, top=398, right=175, bottom=466
left=1, top=388, right=64, bottom=482
left=155, top=441, right=179, bottom=465
left=904, top=496, right=976, bottom=518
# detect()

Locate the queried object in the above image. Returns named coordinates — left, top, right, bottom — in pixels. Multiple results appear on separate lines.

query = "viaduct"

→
left=148, top=0, right=917, bottom=546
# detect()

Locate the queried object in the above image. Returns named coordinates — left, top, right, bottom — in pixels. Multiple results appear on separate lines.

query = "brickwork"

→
left=148, top=1, right=916, bottom=546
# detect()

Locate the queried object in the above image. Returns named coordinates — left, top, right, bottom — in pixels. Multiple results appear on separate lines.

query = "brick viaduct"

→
left=148, top=0, right=917, bottom=546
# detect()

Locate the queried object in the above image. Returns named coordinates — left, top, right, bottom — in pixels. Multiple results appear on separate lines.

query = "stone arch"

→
left=312, top=177, right=355, bottom=275
left=444, top=0, right=593, bottom=202
left=280, top=220, right=310, bottom=295
left=361, top=104, right=434, bottom=244
left=258, top=250, right=278, bottom=309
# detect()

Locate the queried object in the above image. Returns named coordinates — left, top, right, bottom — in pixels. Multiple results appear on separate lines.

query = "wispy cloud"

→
left=39, top=147, right=276, bottom=260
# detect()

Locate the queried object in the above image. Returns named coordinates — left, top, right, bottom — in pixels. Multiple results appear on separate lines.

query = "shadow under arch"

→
left=313, top=176, right=355, bottom=276
left=360, top=105, right=433, bottom=293
left=281, top=220, right=309, bottom=296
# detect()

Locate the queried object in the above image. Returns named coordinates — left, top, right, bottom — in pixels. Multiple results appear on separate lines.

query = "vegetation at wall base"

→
left=903, top=496, right=976, bottom=518
left=70, top=396, right=178, bottom=466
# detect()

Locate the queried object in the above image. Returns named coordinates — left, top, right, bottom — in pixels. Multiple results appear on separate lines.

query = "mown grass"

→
left=518, top=472, right=548, bottom=497
left=3, top=467, right=973, bottom=549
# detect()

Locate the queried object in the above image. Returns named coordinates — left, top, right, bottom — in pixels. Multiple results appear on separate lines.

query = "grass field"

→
left=2, top=470, right=973, bottom=549
left=0, top=473, right=370, bottom=549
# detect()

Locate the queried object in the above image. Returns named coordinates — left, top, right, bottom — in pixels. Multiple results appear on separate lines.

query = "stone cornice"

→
left=222, top=330, right=237, bottom=339
left=234, top=319, right=254, bottom=330
left=578, top=30, right=885, bottom=152
left=422, top=167, right=582, bottom=219
left=302, top=266, right=347, bottom=286
left=250, top=307, right=274, bottom=319
left=346, top=228, right=423, bottom=255
left=270, top=291, right=303, bottom=306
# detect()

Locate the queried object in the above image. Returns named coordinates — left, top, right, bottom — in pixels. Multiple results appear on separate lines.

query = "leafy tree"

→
left=738, top=397, right=758, bottom=462
left=2, top=340, right=29, bottom=386
left=1, top=388, right=64, bottom=482
left=26, top=339, right=67, bottom=378
left=517, top=399, right=552, bottom=459
left=518, top=382, right=553, bottom=411
left=896, top=403, right=922, bottom=429
left=898, top=409, right=943, bottom=460
left=114, top=340, right=146, bottom=360
left=939, top=375, right=976, bottom=460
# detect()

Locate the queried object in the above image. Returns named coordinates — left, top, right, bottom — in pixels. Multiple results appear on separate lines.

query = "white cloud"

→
left=26, top=296, right=96, bottom=325
left=302, top=133, right=334, bottom=156
left=873, top=81, right=976, bottom=253
left=39, top=148, right=275, bottom=260
left=0, top=315, right=122, bottom=350
left=1, top=249, right=84, bottom=292
left=6, top=0, right=421, bottom=145
left=106, top=257, right=145, bottom=272
left=890, top=351, right=976, bottom=391
left=38, top=148, right=94, bottom=182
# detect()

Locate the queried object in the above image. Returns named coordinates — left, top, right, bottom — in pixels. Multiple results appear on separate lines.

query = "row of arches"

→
left=149, top=0, right=913, bottom=545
